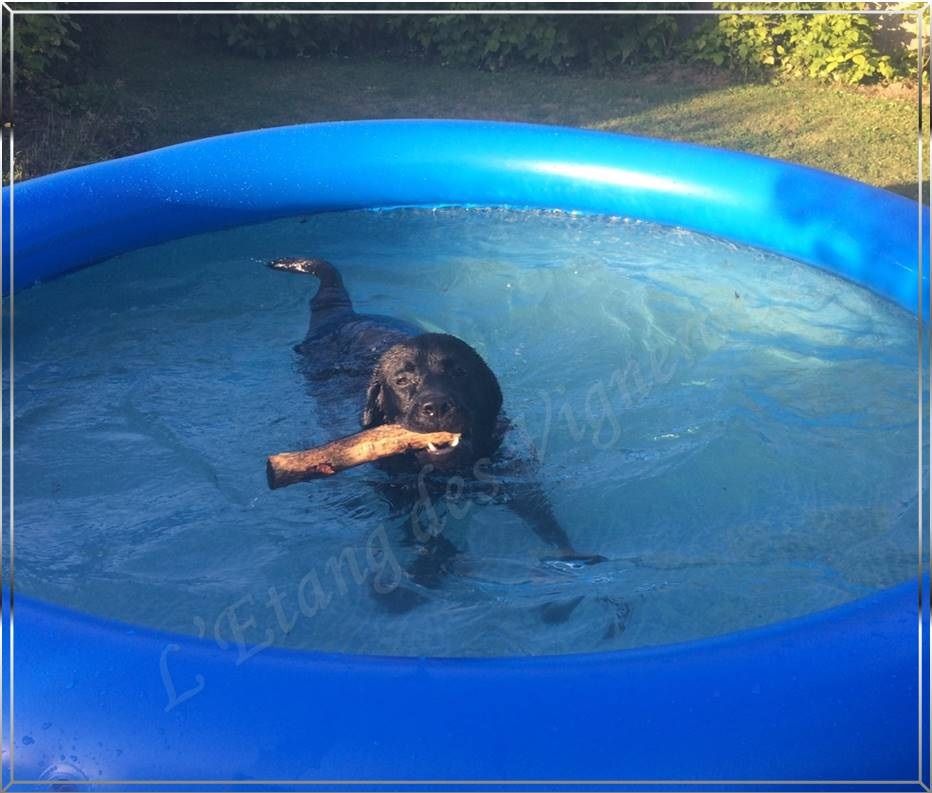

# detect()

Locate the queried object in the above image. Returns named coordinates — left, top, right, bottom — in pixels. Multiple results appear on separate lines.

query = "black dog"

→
left=271, top=256, right=604, bottom=610
left=361, top=332, right=503, bottom=468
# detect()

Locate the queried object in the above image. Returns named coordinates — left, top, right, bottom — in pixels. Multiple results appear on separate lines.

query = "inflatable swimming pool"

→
left=4, top=120, right=927, bottom=787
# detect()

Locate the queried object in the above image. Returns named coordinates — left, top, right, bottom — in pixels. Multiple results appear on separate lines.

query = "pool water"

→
left=10, top=208, right=919, bottom=656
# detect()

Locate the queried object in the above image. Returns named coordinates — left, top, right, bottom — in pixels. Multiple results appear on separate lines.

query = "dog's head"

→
left=361, top=333, right=502, bottom=468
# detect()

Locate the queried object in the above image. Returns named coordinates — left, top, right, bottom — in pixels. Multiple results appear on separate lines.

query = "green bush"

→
left=386, top=12, right=678, bottom=71
left=890, top=1, right=930, bottom=83
left=6, top=12, right=82, bottom=98
left=183, top=12, right=372, bottom=58
left=182, top=8, right=681, bottom=71
left=683, top=3, right=898, bottom=84
left=180, top=5, right=912, bottom=83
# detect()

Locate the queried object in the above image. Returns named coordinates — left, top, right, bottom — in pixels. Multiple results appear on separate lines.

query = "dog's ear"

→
left=471, top=355, right=504, bottom=455
left=471, top=353, right=503, bottom=423
left=361, top=374, right=386, bottom=429
left=484, top=365, right=503, bottom=419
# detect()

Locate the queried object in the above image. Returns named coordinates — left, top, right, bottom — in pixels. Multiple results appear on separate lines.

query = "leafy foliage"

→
left=183, top=7, right=681, bottom=71
left=6, top=12, right=82, bottom=99
left=889, top=1, right=930, bottom=83
left=386, top=11, right=679, bottom=71
left=182, top=13, right=371, bottom=59
left=682, top=3, right=899, bottom=84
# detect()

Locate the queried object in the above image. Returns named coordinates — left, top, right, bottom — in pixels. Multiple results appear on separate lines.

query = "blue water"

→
left=11, top=208, right=919, bottom=656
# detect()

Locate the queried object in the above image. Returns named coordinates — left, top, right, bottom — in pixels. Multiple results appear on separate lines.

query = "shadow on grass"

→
left=883, top=182, right=930, bottom=205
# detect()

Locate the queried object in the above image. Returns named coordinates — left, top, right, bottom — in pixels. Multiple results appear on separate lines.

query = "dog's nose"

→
left=420, top=399, right=454, bottom=419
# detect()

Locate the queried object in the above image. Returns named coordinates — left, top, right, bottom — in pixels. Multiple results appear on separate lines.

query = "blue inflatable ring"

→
left=3, top=120, right=927, bottom=787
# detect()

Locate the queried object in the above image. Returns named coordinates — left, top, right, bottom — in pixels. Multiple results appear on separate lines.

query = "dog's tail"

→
left=268, top=256, right=353, bottom=314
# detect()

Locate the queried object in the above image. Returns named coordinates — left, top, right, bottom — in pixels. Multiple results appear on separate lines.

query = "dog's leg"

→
left=502, top=479, right=605, bottom=567
left=368, top=482, right=462, bottom=613
left=506, top=482, right=576, bottom=554
left=369, top=533, right=460, bottom=614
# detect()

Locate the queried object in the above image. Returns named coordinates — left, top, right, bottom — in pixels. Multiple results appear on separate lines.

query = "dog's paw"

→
left=540, top=553, right=607, bottom=572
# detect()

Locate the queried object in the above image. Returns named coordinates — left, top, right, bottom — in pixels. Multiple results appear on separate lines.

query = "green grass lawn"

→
left=19, top=17, right=925, bottom=201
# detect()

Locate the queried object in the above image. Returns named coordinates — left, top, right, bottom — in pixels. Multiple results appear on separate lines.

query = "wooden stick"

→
left=267, top=424, right=461, bottom=489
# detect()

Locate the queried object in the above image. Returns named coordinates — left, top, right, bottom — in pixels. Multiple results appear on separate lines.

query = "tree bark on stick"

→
left=267, top=424, right=460, bottom=489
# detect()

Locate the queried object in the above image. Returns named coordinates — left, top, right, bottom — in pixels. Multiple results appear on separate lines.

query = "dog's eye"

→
left=394, top=374, right=412, bottom=387
left=440, top=357, right=467, bottom=378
